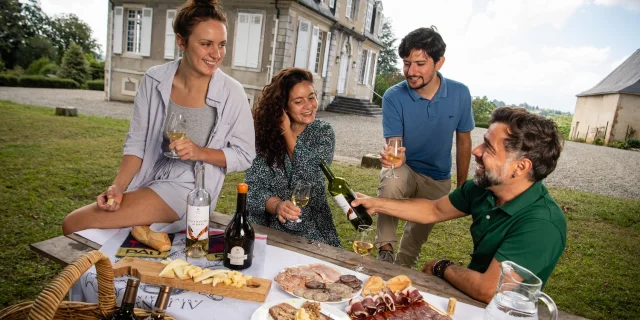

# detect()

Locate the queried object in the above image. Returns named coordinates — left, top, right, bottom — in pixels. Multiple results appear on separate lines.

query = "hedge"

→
left=19, top=75, right=79, bottom=89
left=86, top=80, right=104, bottom=91
left=0, top=74, right=19, bottom=87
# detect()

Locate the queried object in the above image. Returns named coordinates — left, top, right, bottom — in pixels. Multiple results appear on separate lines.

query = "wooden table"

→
left=30, top=212, right=587, bottom=319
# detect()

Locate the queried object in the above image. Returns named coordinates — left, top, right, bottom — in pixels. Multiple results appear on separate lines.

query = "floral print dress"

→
left=245, top=120, right=341, bottom=247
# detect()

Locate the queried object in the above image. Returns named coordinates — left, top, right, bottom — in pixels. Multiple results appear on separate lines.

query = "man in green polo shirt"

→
left=352, top=107, right=566, bottom=303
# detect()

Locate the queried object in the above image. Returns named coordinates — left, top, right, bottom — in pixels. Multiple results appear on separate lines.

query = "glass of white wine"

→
left=353, top=225, right=374, bottom=272
left=291, top=180, right=311, bottom=223
left=385, top=137, right=403, bottom=179
left=164, top=112, right=186, bottom=159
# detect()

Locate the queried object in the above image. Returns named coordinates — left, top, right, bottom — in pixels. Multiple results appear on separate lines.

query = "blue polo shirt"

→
left=382, top=73, right=474, bottom=180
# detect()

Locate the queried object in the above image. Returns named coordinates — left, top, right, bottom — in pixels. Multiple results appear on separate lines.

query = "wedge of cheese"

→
left=158, top=259, right=189, bottom=278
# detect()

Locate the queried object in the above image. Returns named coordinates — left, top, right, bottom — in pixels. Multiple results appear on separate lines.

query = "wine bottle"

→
left=319, top=160, right=373, bottom=230
left=223, top=183, right=255, bottom=270
left=145, top=285, right=172, bottom=320
left=186, top=163, right=211, bottom=258
left=110, top=277, right=140, bottom=320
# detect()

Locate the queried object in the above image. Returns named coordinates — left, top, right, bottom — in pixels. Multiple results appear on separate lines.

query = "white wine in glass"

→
left=164, top=112, right=186, bottom=159
left=291, top=181, right=311, bottom=223
left=353, top=225, right=374, bottom=272
left=385, top=137, right=403, bottom=179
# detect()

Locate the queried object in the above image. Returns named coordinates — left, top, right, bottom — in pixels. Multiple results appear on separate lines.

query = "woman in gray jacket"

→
left=62, top=0, right=255, bottom=235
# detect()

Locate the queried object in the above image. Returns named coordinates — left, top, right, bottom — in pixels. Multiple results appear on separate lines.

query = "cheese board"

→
left=113, top=257, right=272, bottom=302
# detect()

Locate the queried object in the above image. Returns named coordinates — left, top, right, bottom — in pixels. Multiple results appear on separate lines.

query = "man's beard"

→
left=473, top=163, right=504, bottom=188
left=406, top=76, right=429, bottom=90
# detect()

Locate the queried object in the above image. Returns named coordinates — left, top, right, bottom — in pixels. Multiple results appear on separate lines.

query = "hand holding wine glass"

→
left=353, top=225, right=374, bottom=272
left=291, top=181, right=311, bottom=223
left=164, top=112, right=186, bottom=159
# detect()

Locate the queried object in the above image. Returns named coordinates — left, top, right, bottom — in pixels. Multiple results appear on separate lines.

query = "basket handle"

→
left=27, top=250, right=116, bottom=320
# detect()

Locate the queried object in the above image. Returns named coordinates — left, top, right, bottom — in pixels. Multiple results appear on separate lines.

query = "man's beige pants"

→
left=376, top=164, right=451, bottom=268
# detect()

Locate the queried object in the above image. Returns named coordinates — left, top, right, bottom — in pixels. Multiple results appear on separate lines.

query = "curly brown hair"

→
left=254, top=68, right=314, bottom=168
left=490, top=107, right=564, bottom=182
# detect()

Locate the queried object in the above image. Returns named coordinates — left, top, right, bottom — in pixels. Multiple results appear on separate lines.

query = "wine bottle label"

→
left=228, top=246, right=247, bottom=265
left=332, top=195, right=357, bottom=220
left=187, top=205, right=209, bottom=240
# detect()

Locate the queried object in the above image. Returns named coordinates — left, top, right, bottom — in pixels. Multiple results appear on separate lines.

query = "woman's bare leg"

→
left=62, top=187, right=180, bottom=235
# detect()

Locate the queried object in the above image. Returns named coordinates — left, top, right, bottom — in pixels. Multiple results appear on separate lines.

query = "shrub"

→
left=89, top=60, right=105, bottom=80
left=475, top=121, right=490, bottom=129
left=4, top=66, right=24, bottom=77
left=19, top=75, right=79, bottom=89
left=57, top=42, right=90, bottom=85
left=627, top=139, right=640, bottom=149
left=574, top=138, right=586, bottom=143
left=40, top=63, right=59, bottom=76
left=86, top=80, right=104, bottom=91
left=593, top=138, right=604, bottom=146
left=0, top=74, right=19, bottom=86
left=608, top=141, right=628, bottom=149
left=26, top=58, right=51, bottom=75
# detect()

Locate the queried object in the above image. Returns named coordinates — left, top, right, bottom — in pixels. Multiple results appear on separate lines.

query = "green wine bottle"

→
left=319, top=160, right=373, bottom=230
left=110, top=277, right=140, bottom=320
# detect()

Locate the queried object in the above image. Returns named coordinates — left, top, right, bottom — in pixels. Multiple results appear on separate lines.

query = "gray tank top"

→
left=163, top=100, right=217, bottom=152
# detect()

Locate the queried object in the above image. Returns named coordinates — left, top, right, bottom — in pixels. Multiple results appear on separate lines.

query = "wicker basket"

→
left=0, top=250, right=175, bottom=320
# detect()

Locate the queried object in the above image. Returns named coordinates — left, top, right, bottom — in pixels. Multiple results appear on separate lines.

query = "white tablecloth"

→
left=70, top=229, right=485, bottom=319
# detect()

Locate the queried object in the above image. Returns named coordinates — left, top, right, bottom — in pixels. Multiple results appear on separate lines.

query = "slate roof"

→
left=577, top=49, right=640, bottom=97
left=296, top=0, right=337, bottom=22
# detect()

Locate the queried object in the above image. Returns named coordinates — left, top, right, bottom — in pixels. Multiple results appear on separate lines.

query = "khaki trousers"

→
left=375, top=164, right=451, bottom=268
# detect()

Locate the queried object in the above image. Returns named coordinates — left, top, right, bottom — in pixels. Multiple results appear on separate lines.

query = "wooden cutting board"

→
left=113, top=257, right=272, bottom=302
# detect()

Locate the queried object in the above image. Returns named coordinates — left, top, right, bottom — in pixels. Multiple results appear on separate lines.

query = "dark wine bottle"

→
left=223, top=183, right=255, bottom=270
left=145, top=285, right=172, bottom=320
left=319, top=160, right=373, bottom=230
left=110, top=277, right=140, bottom=320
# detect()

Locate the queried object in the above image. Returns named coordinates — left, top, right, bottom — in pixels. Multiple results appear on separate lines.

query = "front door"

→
left=337, top=53, right=348, bottom=94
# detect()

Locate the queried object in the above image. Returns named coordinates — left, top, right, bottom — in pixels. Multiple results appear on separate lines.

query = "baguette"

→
left=131, top=226, right=172, bottom=252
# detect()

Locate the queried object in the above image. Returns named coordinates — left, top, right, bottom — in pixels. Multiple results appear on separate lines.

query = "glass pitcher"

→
left=484, top=261, right=558, bottom=320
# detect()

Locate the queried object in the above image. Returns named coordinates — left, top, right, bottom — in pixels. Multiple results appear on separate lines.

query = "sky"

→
left=37, top=0, right=640, bottom=113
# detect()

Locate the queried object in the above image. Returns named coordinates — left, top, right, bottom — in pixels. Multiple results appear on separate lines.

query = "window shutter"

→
left=294, top=20, right=311, bottom=68
left=140, top=8, right=153, bottom=56
left=113, top=6, right=124, bottom=54
left=322, top=31, right=331, bottom=77
left=164, top=9, right=176, bottom=59
left=233, top=13, right=250, bottom=67
left=365, top=2, right=373, bottom=33
left=370, top=53, right=377, bottom=85
left=364, top=50, right=371, bottom=85
left=377, top=13, right=383, bottom=37
left=246, top=14, right=263, bottom=68
left=330, top=0, right=336, bottom=9
left=308, top=26, right=320, bottom=71
left=346, top=0, right=353, bottom=18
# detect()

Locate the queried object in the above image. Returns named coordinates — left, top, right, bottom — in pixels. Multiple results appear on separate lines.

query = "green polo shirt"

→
left=449, top=180, right=566, bottom=286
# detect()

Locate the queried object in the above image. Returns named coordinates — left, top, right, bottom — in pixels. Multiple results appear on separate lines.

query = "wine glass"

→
left=291, top=181, right=311, bottom=223
left=164, top=112, right=186, bottom=159
left=352, top=225, right=374, bottom=272
left=385, top=137, right=403, bottom=179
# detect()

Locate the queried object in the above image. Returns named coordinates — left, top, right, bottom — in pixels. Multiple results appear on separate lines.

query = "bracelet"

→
left=433, top=259, right=455, bottom=279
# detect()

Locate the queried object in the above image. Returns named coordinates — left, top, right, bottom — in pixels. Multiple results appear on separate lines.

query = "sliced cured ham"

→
left=310, top=263, right=342, bottom=282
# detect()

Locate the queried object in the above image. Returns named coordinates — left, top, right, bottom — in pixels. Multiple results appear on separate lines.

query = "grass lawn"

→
left=0, top=101, right=638, bottom=319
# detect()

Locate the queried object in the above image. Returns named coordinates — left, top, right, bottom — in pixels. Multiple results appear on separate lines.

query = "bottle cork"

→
left=447, top=297, right=457, bottom=315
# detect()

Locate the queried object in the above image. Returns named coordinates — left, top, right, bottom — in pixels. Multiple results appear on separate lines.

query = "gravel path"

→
left=2, top=87, right=638, bottom=199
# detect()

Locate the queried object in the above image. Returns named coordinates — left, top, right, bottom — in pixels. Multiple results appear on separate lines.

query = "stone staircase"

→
left=325, top=96, right=382, bottom=116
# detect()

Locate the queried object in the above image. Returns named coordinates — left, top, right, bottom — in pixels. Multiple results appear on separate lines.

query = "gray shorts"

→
left=146, top=157, right=195, bottom=219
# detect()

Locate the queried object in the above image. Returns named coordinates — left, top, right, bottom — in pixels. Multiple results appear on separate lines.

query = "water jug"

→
left=484, top=261, right=558, bottom=320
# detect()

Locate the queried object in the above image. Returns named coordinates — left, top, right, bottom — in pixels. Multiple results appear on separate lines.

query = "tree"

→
left=48, top=14, right=101, bottom=61
left=376, top=17, right=399, bottom=76
left=57, top=42, right=90, bottom=85
left=472, top=96, right=497, bottom=125
left=0, top=0, right=28, bottom=68
left=16, top=35, right=57, bottom=68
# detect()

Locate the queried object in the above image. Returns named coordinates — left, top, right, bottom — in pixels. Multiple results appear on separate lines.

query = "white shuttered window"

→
left=322, top=32, right=331, bottom=77
left=345, top=0, right=353, bottom=18
left=233, top=13, right=263, bottom=68
left=308, top=26, right=320, bottom=71
left=294, top=20, right=311, bottom=68
left=164, top=9, right=176, bottom=59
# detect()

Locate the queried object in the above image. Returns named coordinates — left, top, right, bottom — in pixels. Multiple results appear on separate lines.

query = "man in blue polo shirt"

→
left=377, top=27, right=475, bottom=268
